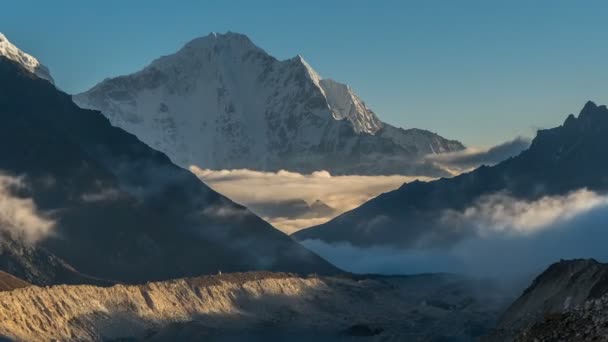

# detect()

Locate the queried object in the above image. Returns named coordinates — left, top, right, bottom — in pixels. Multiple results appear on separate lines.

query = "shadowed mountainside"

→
left=0, top=56, right=339, bottom=286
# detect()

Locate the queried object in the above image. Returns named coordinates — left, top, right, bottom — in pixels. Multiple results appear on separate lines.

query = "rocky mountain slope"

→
left=295, top=101, right=608, bottom=247
left=0, top=53, right=338, bottom=286
left=485, top=259, right=608, bottom=341
left=513, top=293, right=608, bottom=342
left=73, top=32, right=463, bottom=176
left=0, top=271, right=507, bottom=341
left=492, top=259, right=608, bottom=339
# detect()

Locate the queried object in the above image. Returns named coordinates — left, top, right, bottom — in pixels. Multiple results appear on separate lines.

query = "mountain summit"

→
left=74, top=32, right=463, bottom=175
left=0, top=33, right=54, bottom=84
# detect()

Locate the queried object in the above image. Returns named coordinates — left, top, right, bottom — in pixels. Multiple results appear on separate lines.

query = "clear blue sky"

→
left=2, top=0, right=608, bottom=146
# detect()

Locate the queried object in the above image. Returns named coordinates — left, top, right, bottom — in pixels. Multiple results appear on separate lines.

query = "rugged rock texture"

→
left=296, top=101, right=608, bottom=247
left=486, top=259, right=608, bottom=341
left=514, top=294, right=608, bottom=341
left=0, top=55, right=338, bottom=286
left=0, top=272, right=507, bottom=341
left=74, top=32, right=463, bottom=176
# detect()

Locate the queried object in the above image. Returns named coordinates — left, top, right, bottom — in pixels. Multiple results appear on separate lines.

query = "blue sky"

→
left=2, top=0, right=608, bottom=146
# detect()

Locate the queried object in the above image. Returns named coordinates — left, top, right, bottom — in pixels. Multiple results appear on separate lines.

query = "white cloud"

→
left=0, top=174, right=55, bottom=244
left=190, top=166, right=434, bottom=233
left=442, top=189, right=608, bottom=236
left=301, top=189, right=608, bottom=279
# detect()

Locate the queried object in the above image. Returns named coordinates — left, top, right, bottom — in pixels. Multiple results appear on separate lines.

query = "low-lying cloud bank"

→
left=301, top=188, right=608, bottom=278
left=189, top=138, right=531, bottom=233
left=0, top=174, right=54, bottom=244
left=426, top=137, right=531, bottom=174
left=442, top=189, right=608, bottom=236
left=190, top=166, right=433, bottom=233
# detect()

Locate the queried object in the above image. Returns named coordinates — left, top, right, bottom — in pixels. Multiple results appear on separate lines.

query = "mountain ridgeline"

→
left=74, top=32, right=463, bottom=176
left=295, top=101, right=608, bottom=247
left=0, top=55, right=339, bottom=286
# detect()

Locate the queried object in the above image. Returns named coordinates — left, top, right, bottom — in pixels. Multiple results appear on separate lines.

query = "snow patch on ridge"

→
left=0, top=33, right=54, bottom=84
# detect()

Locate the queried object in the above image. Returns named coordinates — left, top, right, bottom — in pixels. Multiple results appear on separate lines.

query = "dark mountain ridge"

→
left=295, top=101, right=608, bottom=247
left=0, top=56, right=339, bottom=285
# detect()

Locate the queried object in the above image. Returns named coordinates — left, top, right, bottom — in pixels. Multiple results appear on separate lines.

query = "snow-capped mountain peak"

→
left=0, top=33, right=54, bottom=84
left=293, top=54, right=324, bottom=86
left=74, top=32, right=463, bottom=175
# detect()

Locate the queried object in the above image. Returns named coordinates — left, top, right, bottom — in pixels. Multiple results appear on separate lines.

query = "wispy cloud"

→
left=190, top=166, right=434, bottom=233
left=0, top=174, right=55, bottom=244
left=202, top=203, right=252, bottom=220
left=427, top=137, right=531, bottom=174
left=81, top=188, right=122, bottom=203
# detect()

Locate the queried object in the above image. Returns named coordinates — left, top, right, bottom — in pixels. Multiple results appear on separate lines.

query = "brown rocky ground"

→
left=0, top=271, right=29, bottom=292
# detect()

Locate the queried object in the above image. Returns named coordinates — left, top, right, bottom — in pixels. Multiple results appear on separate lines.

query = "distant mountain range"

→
left=295, top=101, right=608, bottom=246
left=74, top=32, right=464, bottom=176
left=0, top=38, right=338, bottom=285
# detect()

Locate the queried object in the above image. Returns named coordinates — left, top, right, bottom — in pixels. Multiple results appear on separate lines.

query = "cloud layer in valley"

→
left=190, top=166, right=434, bottom=233
left=0, top=174, right=54, bottom=243
left=301, top=188, right=608, bottom=279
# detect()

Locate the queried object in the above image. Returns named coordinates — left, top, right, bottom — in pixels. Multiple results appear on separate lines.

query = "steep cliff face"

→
left=74, top=32, right=464, bottom=176
left=0, top=272, right=506, bottom=341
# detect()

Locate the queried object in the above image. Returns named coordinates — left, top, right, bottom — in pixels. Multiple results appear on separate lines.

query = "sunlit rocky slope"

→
left=0, top=272, right=506, bottom=342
